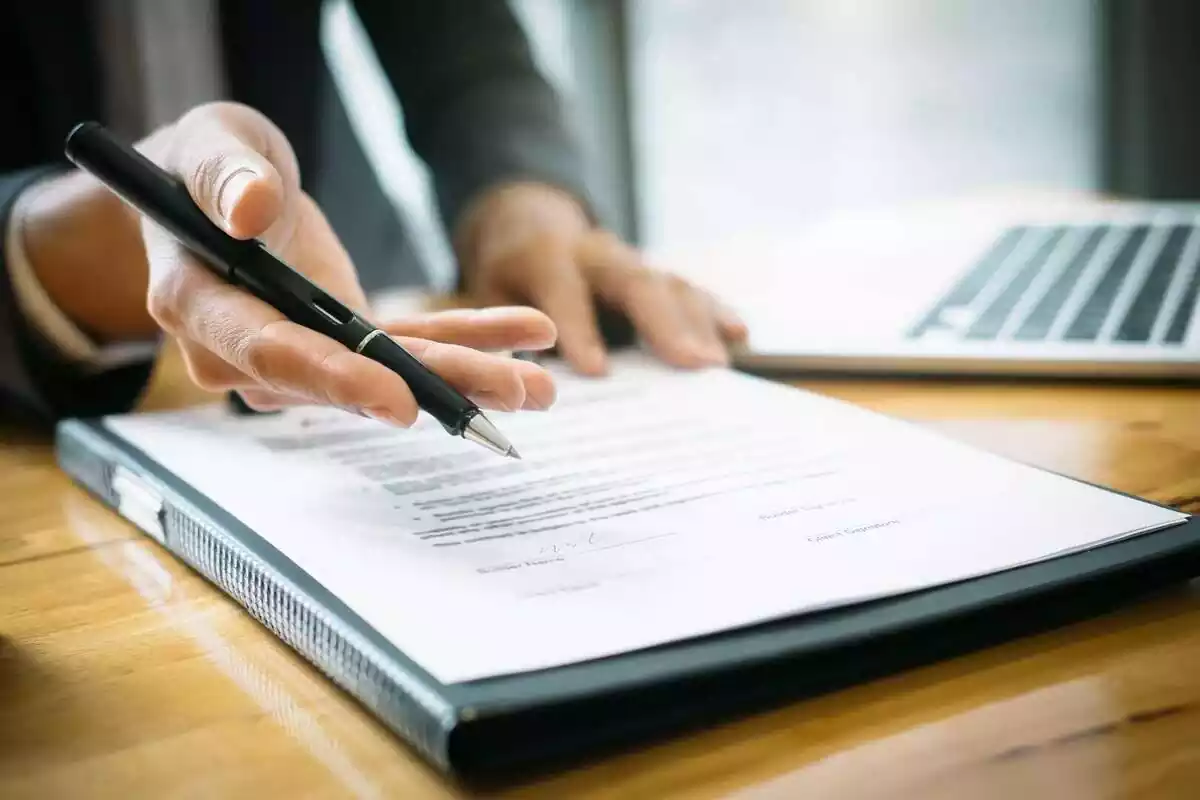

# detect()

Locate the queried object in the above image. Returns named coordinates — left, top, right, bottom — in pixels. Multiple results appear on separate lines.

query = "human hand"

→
left=136, top=103, right=557, bottom=421
left=455, top=182, right=748, bottom=375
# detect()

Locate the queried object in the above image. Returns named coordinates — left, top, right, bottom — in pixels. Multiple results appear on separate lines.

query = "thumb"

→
left=166, top=103, right=297, bottom=242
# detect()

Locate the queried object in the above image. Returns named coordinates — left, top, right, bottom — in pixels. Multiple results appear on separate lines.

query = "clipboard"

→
left=56, top=416, right=1200, bottom=785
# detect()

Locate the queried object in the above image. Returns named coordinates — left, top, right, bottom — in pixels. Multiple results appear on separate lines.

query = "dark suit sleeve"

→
left=0, top=167, right=154, bottom=429
left=350, top=0, right=593, bottom=233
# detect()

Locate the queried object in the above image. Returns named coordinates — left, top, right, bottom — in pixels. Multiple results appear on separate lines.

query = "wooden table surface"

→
left=3, top=346, right=1200, bottom=799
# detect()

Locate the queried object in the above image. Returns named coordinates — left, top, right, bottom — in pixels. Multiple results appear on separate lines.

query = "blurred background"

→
left=322, top=0, right=1199, bottom=294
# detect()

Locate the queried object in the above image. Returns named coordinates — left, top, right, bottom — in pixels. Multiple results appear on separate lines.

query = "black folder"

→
left=56, top=416, right=1200, bottom=784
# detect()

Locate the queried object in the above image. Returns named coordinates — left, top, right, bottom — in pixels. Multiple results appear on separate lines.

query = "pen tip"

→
left=463, top=413, right=521, bottom=459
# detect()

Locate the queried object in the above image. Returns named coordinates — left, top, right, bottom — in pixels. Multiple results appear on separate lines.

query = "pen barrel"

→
left=63, top=122, right=251, bottom=279
left=357, top=334, right=478, bottom=435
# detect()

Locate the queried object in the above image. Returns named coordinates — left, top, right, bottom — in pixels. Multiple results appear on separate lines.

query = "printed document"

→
left=105, top=354, right=1186, bottom=683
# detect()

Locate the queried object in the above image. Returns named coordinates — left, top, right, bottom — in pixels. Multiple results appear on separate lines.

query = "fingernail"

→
left=468, top=393, right=517, bottom=412
left=524, top=392, right=553, bottom=411
left=364, top=407, right=410, bottom=428
left=217, top=167, right=259, bottom=223
left=581, top=346, right=608, bottom=375
left=693, top=340, right=728, bottom=365
left=718, top=309, right=745, bottom=328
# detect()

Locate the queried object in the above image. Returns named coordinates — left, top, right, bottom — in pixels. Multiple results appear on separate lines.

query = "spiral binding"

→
left=56, top=421, right=457, bottom=771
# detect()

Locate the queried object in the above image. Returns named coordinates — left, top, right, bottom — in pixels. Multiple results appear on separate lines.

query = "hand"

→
left=108, top=103, right=558, bottom=420
left=455, top=182, right=748, bottom=375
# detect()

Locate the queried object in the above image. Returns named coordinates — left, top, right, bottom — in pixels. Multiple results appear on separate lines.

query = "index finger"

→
left=383, top=307, right=557, bottom=352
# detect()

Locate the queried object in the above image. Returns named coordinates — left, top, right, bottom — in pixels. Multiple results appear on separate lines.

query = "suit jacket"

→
left=0, top=0, right=588, bottom=426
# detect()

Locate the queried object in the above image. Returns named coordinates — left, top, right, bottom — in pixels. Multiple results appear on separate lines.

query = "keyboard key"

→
left=909, top=226, right=1027, bottom=338
left=1013, top=226, right=1107, bottom=341
left=1164, top=241, right=1200, bottom=344
left=966, top=228, right=1066, bottom=340
left=1116, top=225, right=1191, bottom=342
left=1064, top=226, right=1149, bottom=341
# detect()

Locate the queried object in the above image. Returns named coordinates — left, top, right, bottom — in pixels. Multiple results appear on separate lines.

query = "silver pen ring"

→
left=354, top=329, right=386, bottom=354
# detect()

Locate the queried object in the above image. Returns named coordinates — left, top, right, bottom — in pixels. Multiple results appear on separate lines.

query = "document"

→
left=105, top=354, right=1185, bottom=683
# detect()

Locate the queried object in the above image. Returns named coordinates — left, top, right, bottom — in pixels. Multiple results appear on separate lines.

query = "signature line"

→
left=578, top=532, right=681, bottom=555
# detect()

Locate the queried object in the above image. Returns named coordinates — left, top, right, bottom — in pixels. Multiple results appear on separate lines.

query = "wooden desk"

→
left=3, top=347, right=1200, bottom=799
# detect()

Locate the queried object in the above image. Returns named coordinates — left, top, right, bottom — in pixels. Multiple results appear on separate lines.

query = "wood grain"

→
left=3, top=343, right=1200, bottom=799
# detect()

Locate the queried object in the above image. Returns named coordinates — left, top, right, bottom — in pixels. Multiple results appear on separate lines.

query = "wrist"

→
left=16, top=169, right=155, bottom=342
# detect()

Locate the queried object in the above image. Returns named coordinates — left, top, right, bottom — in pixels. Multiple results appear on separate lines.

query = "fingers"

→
left=178, top=307, right=556, bottom=415
left=142, top=103, right=562, bottom=423
left=714, top=301, right=749, bottom=343
left=397, top=337, right=556, bottom=411
left=469, top=230, right=745, bottom=373
left=677, top=284, right=729, bottom=365
left=383, top=306, right=556, bottom=353
left=181, top=331, right=554, bottom=415
left=234, top=347, right=553, bottom=414
left=622, top=273, right=719, bottom=367
left=582, top=236, right=728, bottom=368
left=147, top=107, right=574, bottom=417
left=176, top=350, right=306, bottom=412
left=518, top=255, right=608, bottom=376
left=144, top=106, right=377, bottom=414
left=177, top=344, right=246, bottom=391
left=151, top=257, right=419, bottom=425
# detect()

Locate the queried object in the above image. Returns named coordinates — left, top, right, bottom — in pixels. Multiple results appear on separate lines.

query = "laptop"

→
left=681, top=195, right=1200, bottom=378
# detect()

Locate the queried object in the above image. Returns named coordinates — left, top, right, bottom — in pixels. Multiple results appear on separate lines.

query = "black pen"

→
left=64, top=121, right=520, bottom=459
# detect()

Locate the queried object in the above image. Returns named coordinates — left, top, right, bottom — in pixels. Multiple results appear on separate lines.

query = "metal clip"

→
left=111, top=465, right=166, bottom=545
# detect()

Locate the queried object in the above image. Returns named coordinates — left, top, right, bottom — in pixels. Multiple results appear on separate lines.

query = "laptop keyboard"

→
left=909, top=222, right=1200, bottom=345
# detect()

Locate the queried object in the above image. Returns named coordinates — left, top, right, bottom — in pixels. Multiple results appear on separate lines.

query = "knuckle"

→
left=311, top=350, right=343, bottom=407
left=185, top=358, right=235, bottom=392
left=665, top=272, right=691, bottom=293
left=243, top=329, right=341, bottom=408
left=581, top=228, right=620, bottom=255
left=177, top=101, right=264, bottom=134
left=217, top=102, right=278, bottom=138
left=235, top=320, right=290, bottom=386
left=177, top=100, right=232, bottom=125
left=239, top=335, right=278, bottom=387
left=623, top=265, right=660, bottom=294
left=591, top=228, right=620, bottom=246
left=209, top=100, right=260, bottom=122
left=499, top=233, right=568, bottom=272
left=145, top=285, right=182, bottom=333
left=491, top=247, right=539, bottom=281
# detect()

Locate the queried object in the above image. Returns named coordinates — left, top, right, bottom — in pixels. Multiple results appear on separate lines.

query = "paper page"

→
left=104, top=354, right=1185, bottom=683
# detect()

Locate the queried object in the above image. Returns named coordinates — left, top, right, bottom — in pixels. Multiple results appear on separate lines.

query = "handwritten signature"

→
left=537, top=531, right=680, bottom=558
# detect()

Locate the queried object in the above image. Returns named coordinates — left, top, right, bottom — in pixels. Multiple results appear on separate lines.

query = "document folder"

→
left=57, top=416, right=1200, bottom=783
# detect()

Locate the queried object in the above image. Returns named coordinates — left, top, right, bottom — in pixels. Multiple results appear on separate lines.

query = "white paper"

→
left=105, top=354, right=1185, bottom=683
